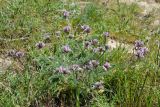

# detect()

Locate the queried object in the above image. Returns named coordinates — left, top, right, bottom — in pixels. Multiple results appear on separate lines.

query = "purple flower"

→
left=83, top=60, right=99, bottom=70
left=91, top=39, right=98, bottom=46
left=8, top=50, right=24, bottom=58
left=134, top=40, right=149, bottom=58
left=62, top=45, right=72, bottom=53
left=135, top=47, right=149, bottom=58
left=134, top=40, right=144, bottom=48
left=93, top=48, right=99, bottom=53
left=56, top=66, right=70, bottom=74
left=89, top=60, right=99, bottom=68
left=63, top=26, right=71, bottom=33
left=81, top=25, right=91, bottom=33
left=70, top=64, right=83, bottom=71
left=84, top=41, right=91, bottom=49
left=93, top=47, right=105, bottom=53
left=63, top=10, right=69, bottom=18
left=92, top=81, right=104, bottom=90
left=84, top=27, right=91, bottom=33
left=36, top=42, right=45, bottom=49
left=103, top=62, right=111, bottom=71
left=140, top=47, right=149, bottom=55
left=135, top=50, right=144, bottom=58
left=15, top=51, right=24, bottom=58
left=83, top=64, right=92, bottom=70
left=81, top=25, right=88, bottom=30
left=103, top=32, right=109, bottom=37
left=98, top=47, right=105, bottom=53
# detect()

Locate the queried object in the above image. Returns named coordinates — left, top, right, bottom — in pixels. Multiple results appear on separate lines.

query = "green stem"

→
left=136, top=71, right=148, bottom=106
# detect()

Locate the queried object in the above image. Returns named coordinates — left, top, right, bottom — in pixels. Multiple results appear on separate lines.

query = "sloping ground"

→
left=0, top=0, right=160, bottom=106
left=0, top=0, right=159, bottom=70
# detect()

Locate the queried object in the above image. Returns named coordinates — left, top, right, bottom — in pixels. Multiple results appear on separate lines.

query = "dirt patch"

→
left=0, top=57, right=12, bottom=72
left=107, top=39, right=134, bottom=53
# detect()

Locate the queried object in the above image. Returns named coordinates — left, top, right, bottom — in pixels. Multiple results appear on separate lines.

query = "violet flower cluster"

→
left=8, top=50, right=24, bottom=58
left=36, top=42, right=45, bottom=49
left=93, top=46, right=105, bottom=53
left=56, top=66, right=71, bottom=74
left=62, top=45, right=72, bottom=53
left=134, top=40, right=149, bottom=58
left=63, top=26, right=71, bottom=33
left=55, top=60, right=111, bottom=74
left=36, top=11, right=112, bottom=78
left=63, top=10, right=69, bottom=18
left=84, top=39, right=99, bottom=49
left=81, top=25, right=91, bottom=33
left=92, top=81, right=104, bottom=90
left=55, top=64, right=83, bottom=74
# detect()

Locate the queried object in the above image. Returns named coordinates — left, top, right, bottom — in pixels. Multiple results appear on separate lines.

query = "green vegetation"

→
left=0, top=0, right=160, bottom=107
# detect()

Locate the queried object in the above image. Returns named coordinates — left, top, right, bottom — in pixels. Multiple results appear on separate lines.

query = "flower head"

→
left=98, top=47, right=105, bottom=53
left=135, top=49, right=144, bottom=58
left=8, top=50, right=24, bottom=58
left=93, top=48, right=99, bottom=53
left=84, top=27, right=91, bottom=33
left=92, top=81, right=104, bottom=90
left=81, top=25, right=91, bottom=33
left=140, top=47, right=149, bottom=55
left=63, top=26, right=71, bottom=33
left=84, top=41, right=91, bottom=49
left=103, top=32, right=109, bottom=37
left=91, top=39, right=98, bottom=46
left=62, top=45, right=72, bottom=53
left=15, top=51, right=24, bottom=58
left=63, top=10, right=69, bottom=18
left=89, top=60, right=99, bottom=68
left=93, top=47, right=105, bottom=53
left=103, top=61, right=111, bottom=71
left=135, top=47, right=149, bottom=58
left=83, top=64, right=92, bottom=70
left=56, top=66, right=70, bottom=74
left=134, top=40, right=148, bottom=58
left=36, top=42, right=45, bottom=49
left=134, top=40, right=144, bottom=48
left=70, top=64, right=83, bottom=71
left=81, top=25, right=88, bottom=30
